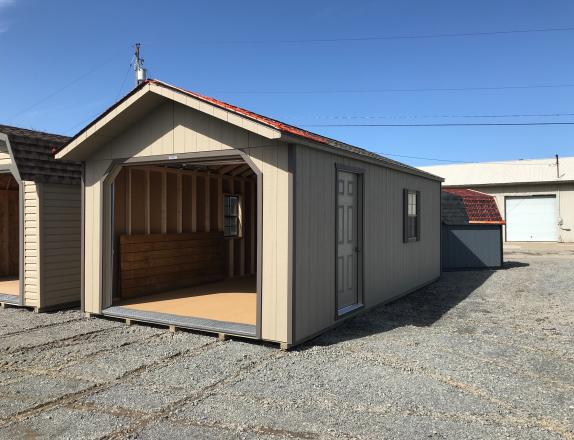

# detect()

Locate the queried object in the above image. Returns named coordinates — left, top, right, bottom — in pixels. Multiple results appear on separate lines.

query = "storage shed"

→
left=0, top=125, right=82, bottom=310
left=56, top=79, right=442, bottom=347
left=441, top=188, right=504, bottom=270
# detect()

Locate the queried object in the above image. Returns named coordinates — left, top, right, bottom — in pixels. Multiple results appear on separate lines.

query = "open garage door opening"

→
left=107, top=157, right=259, bottom=337
left=0, top=172, right=20, bottom=303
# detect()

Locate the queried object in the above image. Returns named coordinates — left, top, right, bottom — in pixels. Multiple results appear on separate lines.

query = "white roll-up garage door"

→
left=505, top=196, right=557, bottom=241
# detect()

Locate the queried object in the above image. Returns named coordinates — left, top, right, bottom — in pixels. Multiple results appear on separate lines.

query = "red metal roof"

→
left=59, top=79, right=442, bottom=182
left=442, top=188, right=504, bottom=224
left=148, top=79, right=329, bottom=145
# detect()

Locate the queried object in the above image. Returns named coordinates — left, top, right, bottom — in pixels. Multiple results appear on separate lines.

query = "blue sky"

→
left=1, top=0, right=574, bottom=166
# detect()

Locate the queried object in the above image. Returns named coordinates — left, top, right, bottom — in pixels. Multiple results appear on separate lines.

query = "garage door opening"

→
left=107, top=158, right=258, bottom=336
left=0, top=172, right=20, bottom=303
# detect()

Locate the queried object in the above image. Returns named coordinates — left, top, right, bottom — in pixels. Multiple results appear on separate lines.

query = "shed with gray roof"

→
left=0, top=125, right=81, bottom=310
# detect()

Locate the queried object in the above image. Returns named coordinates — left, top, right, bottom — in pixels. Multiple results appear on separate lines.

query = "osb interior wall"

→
left=83, top=99, right=291, bottom=343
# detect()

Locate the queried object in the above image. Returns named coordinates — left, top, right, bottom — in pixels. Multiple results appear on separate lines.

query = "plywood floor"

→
left=117, top=275, right=257, bottom=325
left=0, top=277, right=19, bottom=296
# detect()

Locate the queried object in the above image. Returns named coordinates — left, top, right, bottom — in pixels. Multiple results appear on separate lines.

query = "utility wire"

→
left=375, top=153, right=564, bottom=165
left=285, top=112, right=574, bottom=121
left=212, top=83, right=574, bottom=95
left=188, top=26, right=574, bottom=45
left=301, top=122, right=574, bottom=127
left=8, top=49, right=127, bottom=122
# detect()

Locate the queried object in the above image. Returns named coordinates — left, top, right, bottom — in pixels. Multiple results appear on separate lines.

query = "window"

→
left=224, top=195, right=241, bottom=237
left=404, top=189, right=420, bottom=242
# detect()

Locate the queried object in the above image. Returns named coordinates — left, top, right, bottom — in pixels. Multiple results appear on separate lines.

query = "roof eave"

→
left=280, top=133, right=444, bottom=182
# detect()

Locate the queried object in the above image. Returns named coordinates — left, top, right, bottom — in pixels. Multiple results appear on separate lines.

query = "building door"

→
left=336, top=170, right=361, bottom=314
left=505, top=196, right=557, bottom=242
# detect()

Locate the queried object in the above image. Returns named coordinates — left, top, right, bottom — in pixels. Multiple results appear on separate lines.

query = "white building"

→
left=420, top=156, right=574, bottom=243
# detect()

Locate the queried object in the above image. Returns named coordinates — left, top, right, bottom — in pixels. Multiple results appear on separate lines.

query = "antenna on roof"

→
left=134, top=43, right=147, bottom=86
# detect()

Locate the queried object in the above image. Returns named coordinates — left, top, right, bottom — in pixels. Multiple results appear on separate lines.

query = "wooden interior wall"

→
left=0, top=174, right=19, bottom=277
left=119, top=232, right=225, bottom=298
left=113, top=165, right=257, bottom=297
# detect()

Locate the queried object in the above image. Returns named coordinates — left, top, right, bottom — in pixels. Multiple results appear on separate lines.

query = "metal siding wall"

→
left=39, top=183, right=82, bottom=308
left=294, top=145, right=441, bottom=343
left=442, top=225, right=502, bottom=269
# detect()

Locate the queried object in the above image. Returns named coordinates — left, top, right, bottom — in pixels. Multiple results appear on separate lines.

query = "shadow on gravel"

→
left=302, top=260, right=529, bottom=349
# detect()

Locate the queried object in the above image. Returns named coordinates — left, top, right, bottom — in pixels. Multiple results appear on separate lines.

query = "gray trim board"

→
left=103, top=306, right=257, bottom=337
left=0, top=294, right=19, bottom=304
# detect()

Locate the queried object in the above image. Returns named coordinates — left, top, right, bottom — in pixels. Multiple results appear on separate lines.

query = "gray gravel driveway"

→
left=0, top=243, right=572, bottom=439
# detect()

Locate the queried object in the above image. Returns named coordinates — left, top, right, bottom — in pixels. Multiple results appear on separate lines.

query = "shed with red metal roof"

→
left=56, top=79, right=442, bottom=347
left=441, top=189, right=504, bottom=270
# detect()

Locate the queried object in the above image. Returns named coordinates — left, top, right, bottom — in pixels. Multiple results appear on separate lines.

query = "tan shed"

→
left=56, top=80, right=442, bottom=347
left=0, top=125, right=82, bottom=311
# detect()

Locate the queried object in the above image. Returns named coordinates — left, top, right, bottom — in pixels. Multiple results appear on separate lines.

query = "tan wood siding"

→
left=293, top=145, right=441, bottom=344
left=39, top=183, right=82, bottom=309
left=90, top=100, right=281, bottom=161
left=22, top=181, right=40, bottom=307
left=0, top=152, right=11, bottom=166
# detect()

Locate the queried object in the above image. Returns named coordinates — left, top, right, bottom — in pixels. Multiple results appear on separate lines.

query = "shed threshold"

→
left=0, top=293, right=18, bottom=304
left=102, top=306, right=257, bottom=337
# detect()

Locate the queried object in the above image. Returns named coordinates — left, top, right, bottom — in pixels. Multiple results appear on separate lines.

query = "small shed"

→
left=441, top=188, right=504, bottom=270
left=0, top=125, right=82, bottom=311
left=56, top=79, right=443, bottom=347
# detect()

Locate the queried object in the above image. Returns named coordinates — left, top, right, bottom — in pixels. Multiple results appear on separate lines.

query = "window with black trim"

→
left=404, top=189, right=420, bottom=242
left=224, top=194, right=241, bottom=237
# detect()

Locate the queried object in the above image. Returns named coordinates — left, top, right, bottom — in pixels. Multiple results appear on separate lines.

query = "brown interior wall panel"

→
left=244, top=178, right=253, bottom=274
left=119, top=231, right=225, bottom=298
left=181, top=174, right=193, bottom=232
left=0, top=184, right=19, bottom=277
left=8, top=191, right=18, bottom=274
left=114, top=168, right=127, bottom=237
left=149, top=171, right=162, bottom=233
left=233, top=178, right=243, bottom=277
left=130, top=169, right=146, bottom=234
left=166, top=173, right=178, bottom=233
left=210, top=176, right=219, bottom=232
left=195, top=176, right=206, bottom=232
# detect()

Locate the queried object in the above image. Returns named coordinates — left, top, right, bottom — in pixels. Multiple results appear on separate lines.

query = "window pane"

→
left=223, top=195, right=240, bottom=237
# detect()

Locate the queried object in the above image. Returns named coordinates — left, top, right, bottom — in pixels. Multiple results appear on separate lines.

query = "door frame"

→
left=334, top=163, right=364, bottom=319
left=100, top=150, right=263, bottom=339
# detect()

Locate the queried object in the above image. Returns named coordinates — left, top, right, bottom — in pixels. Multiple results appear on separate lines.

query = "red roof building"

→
left=442, top=188, right=504, bottom=225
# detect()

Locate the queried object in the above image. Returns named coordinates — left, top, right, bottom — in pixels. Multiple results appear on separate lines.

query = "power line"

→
left=286, top=112, right=574, bottom=121
left=376, top=152, right=564, bottom=165
left=212, top=83, right=574, bottom=95
left=8, top=49, right=127, bottom=122
left=300, top=122, right=574, bottom=127
left=188, top=26, right=574, bottom=45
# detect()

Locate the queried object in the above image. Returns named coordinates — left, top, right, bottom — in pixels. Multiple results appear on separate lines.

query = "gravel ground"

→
left=0, top=243, right=572, bottom=439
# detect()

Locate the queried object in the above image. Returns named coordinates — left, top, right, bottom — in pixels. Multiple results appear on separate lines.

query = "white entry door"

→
left=506, top=196, right=557, bottom=242
left=337, top=170, right=360, bottom=313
